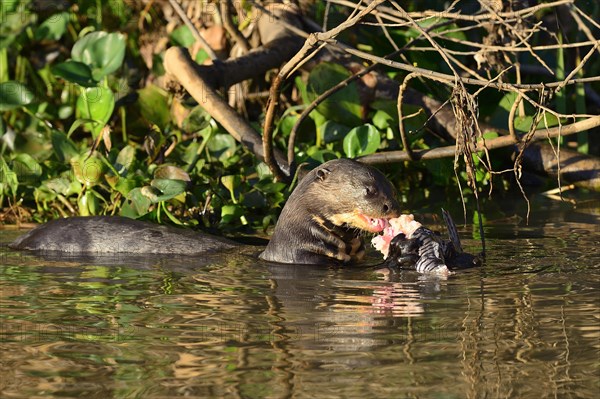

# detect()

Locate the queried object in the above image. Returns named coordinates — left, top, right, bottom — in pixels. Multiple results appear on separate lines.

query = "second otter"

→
left=10, top=159, right=400, bottom=265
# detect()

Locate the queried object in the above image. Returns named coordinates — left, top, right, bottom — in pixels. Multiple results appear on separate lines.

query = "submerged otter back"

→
left=9, top=216, right=237, bottom=255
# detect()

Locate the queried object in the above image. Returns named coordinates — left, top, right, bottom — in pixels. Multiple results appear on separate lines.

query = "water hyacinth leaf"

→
left=195, top=49, right=209, bottom=64
left=45, top=177, right=73, bottom=196
left=254, top=180, right=287, bottom=194
left=113, top=176, right=139, bottom=196
left=76, top=87, right=114, bottom=137
left=207, top=134, right=237, bottom=162
left=182, top=105, right=211, bottom=133
left=138, top=85, right=170, bottom=131
left=221, top=204, right=244, bottom=224
left=0, top=81, right=35, bottom=111
left=0, top=157, right=18, bottom=197
left=71, top=155, right=105, bottom=187
left=151, top=179, right=187, bottom=202
left=307, top=63, right=362, bottom=126
left=305, top=147, right=339, bottom=164
left=51, top=130, right=79, bottom=162
left=121, top=187, right=152, bottom=218
left=12, top=153, right=41, bottom=184
left=78, top=190, right=100, bottom=216
left=51, top=61, right=96, bottom=87
left=115, top=145, right=136, bottom=175
left=154, top=165, right=191, bottom=181
left=322, top=120, right=351, bottom=143
left=67, top=118, right=100, bottom=137
left=221, top=175, right=241, bottom=201
left=35, top=12, right=70, bottom=41
left=72, top=31, right=126, bottom=81
left=170, top=25, right=195, bottom=47
left=343, top=124, right=380, bottom=158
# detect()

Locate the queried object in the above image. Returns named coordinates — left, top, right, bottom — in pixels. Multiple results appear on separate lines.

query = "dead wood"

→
left=164, top=47, right=289, bottom=173
left=521, top=144, right=600, bottom=191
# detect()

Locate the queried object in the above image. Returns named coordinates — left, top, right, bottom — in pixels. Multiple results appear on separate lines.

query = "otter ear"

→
left=316, top=167, right=331, bottom=181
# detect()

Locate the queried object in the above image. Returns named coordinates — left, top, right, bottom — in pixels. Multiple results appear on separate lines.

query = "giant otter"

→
left=9, top=159, right=400, bottom=265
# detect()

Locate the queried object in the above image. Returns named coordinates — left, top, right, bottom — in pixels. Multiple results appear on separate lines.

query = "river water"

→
left=1, top=197, right=599, bottom=398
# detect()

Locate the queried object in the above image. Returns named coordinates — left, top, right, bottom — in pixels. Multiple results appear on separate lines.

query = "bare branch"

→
left=359, top=116, right=600, bottom=164
left=167, top=0, right=218, bottom=60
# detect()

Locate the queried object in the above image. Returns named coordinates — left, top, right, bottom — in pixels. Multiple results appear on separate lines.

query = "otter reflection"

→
left=264, top=262, right=455, bottom=350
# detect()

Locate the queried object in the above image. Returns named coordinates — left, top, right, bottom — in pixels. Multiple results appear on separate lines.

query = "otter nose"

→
left=383, top=198, right=401, bottom=217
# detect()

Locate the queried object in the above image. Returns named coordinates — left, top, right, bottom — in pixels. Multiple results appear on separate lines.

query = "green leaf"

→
left=115, top=145, right=136, bottom=174
left=254, top=180, right=287, bottom=194
left=51, top=61, right=96, bottom=87
left=0, top=157, right=18, bottom=197
left=67, top=118, right=101, bottom=137
left=51, top=130, right=79, bottom=162
left=138, top=85, right=170, bottom=131
left=305, top=147, right=339, bottom=164
left=35, top=12, right=70, bottom=41
left=76, top=87, right=115, bottom=137
left=78, top=190, right=100, bottom=216
left=0, top=81, right=35, bottom=111
left=195, top=49, right=209, bottom=64
left=220, top=204, right=244, bottom=224
left=221, top=175, right=241, bottom=201
left=307, top=63, right=362, bottom=126
left=207, top=134, right=237, bottom=162
left=343, top=124, right=380, bottom=158
left=113, top=177, right=139, bottom=196
left=72, top=31, right=126, bottom=81
left=322, top=121, right=350, bottom=143
left=12, top=153, right=41, bottom=184
left=182, top=105, right=211, bottom=133
left=45, top=177, right=73, bottom=196
left=154, top=165, right=190, bottom=181
left=71, top=155, right=105, bottom=187
left=372, top=109, right=394, bottom=131
left=121, top=187, right=152, bottom=218
left=170, top=25, right=195, bottom=47
left=150, top=179, right=187, bottom=202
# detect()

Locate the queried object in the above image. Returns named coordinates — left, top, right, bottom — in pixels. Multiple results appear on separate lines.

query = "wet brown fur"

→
left=260, top=159, right=400, bottom=264
left=11, top=159, right=400, bottom=265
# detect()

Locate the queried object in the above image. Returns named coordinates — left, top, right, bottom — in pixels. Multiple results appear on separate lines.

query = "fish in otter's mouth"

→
left=371, top=211, right=482, bottom=275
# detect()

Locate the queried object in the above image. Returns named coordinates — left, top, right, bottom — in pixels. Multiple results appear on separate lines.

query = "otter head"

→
left=260, top=159, right=401, bottom=265
left=304, top=158, right=401, bottom=233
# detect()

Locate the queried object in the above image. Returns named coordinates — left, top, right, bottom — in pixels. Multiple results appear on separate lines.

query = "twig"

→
left=340, top=45, right=600, bottom=91
left=571, top=3, right=600, bottom=30
left=262, top=0, right=387, bottom=180
left=219, top=0, right=251, bottom=53
left=397, top=72, right=420, bottom=159
left=164, top=47, right=289, bottom=173
left=508, top=93, right=524, bottom=141
left=167, top=0, right=218, bottom=60
left=359, top=116, right=600, bottom=163
left=285, top=17, right=454, bottom=171
left=327, top=0, right=574, bottom=22
left=556, top=42, right=599, bottom=92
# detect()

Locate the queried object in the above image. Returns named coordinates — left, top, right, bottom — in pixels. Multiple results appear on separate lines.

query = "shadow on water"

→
left=1, top=196, right=599, bottom=398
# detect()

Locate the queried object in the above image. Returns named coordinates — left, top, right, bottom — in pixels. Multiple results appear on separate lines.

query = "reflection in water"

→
left=1, top=204, right=599, bottom=398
